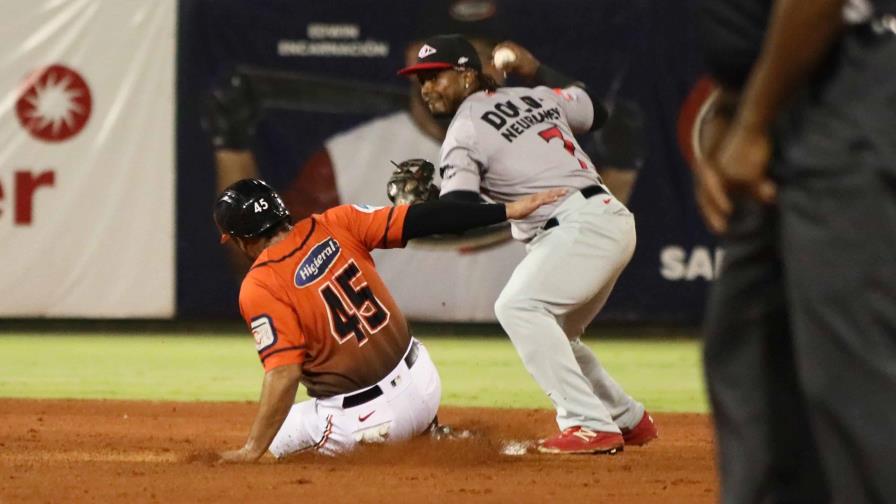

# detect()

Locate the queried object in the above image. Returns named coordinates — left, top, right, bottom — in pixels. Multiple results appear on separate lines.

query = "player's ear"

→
left=463, top=70, right=476, bottom=91
left=232, top=236, right=249, bottom=254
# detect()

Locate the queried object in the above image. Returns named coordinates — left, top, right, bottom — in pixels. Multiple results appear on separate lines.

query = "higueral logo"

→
left=294, top=237, right=341, bottom=287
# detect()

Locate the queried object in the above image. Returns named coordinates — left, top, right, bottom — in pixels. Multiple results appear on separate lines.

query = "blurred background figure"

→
left=694, top=0, right=896, bottom=501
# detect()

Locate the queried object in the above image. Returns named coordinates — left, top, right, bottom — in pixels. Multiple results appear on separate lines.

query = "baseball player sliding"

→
left=212, top=178, right=564, bottom=461
left=397, top=35, right=657, bottom=454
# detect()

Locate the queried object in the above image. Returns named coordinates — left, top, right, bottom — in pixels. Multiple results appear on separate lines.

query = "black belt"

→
left=542, top=185, right=608, bottom=231
left=342, top=341, right=420, bottom=409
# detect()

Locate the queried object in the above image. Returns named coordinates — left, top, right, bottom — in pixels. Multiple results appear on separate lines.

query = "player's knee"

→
left=493, top=297, right=508, bottom=324
left=494, top=292, right=527, bottom=325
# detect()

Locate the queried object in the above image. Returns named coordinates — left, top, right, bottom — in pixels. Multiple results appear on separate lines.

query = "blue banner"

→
left=176, top=0, right=716, bottom=322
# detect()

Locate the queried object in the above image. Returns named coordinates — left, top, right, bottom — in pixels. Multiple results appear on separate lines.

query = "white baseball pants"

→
left=268, top=339, right=441, bottom=457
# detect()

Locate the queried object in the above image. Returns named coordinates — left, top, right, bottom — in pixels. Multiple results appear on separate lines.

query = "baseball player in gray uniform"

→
left=398, top=34, right=657, bottom=454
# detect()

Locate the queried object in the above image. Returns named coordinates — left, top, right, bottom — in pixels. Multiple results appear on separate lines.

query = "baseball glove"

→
left=201, top=70, right=261, bottom=150
left=386, top=159, right=440, bottom=205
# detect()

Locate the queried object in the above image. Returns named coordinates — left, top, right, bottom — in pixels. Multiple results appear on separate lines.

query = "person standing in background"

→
left=695, top=0, right=896, bottom=501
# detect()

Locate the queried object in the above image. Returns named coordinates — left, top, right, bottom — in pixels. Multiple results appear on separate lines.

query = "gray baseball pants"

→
left=495, top=190, right=645, bottom=433
left=705, top=157, right=896, bottom=503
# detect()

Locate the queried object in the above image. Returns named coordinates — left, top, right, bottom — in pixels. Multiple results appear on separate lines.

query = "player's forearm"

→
left=532, top=65, right=607, bottom=130
left=533, top=64, right=584, bottom=89
left=241, top=365, right=302, bottom=458
left=734, top=0, right=845, bottom=131
left=402, top=200, right=506, bottom=241
left=215, top=150, right=260, bottom=194
left=500, top=43, right=581, bottom=88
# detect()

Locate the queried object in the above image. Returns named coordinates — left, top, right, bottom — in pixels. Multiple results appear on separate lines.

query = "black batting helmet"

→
left=214, top=178, right=290, bottom=244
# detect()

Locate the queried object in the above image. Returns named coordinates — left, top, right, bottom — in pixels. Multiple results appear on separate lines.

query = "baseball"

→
left=493, top=47, right=517, bottom=69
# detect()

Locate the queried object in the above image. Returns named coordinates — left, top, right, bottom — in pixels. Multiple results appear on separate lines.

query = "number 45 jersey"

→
left=439, top=85, right=604, bottom=241
left=238, top=204, right=412, bottom=398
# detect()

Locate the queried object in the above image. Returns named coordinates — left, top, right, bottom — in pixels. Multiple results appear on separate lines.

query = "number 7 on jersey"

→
left=538, top=125, right=589, bottom=170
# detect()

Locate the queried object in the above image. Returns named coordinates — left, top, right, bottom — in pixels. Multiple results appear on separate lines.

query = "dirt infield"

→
left=0, top=399, right=717, bottom=503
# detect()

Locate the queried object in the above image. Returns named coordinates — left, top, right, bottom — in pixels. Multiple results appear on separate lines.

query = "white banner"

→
left=0, top=0, right=176, bottom=317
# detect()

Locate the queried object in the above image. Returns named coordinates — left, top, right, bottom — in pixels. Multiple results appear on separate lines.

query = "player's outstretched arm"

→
left=218, top=364, right=301, bottom=463
left=505, top=188, right=568, bottom=219
left=402, top=188, right=566, bottom=241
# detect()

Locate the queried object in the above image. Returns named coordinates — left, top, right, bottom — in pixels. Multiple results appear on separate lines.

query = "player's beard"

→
left=429, top=110, right=456, bottom=122
left=424, top=99, right=459, bottom=121
left=431, top=113, right=455, bottom=130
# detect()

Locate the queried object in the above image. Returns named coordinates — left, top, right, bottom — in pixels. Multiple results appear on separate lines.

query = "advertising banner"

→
left=0, top=0, right=176, bottom=317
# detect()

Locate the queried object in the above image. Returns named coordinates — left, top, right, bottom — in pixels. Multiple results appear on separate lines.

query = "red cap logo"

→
left=16, top=64, right=92, bottom=142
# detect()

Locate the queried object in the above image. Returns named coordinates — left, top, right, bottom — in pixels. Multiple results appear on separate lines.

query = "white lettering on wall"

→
left=660, top=245, right=725, bottom=281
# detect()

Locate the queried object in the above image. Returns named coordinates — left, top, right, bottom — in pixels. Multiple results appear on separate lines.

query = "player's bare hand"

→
left=715, top=122, right=777, bottom=205
left=217, top=446, right=262, bottom=464
left=492, top=41, right=540, bottom=80
left=694, top=160, right=733, bottom=234
left=505, top=188, right=567, bottom=220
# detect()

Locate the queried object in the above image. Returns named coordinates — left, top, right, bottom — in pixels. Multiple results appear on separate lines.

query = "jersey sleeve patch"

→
left=351, top=204, right=385, bottom=213
left=552, top=87, right=575, bottom=101
left=251, top=315, right=278, bottom=352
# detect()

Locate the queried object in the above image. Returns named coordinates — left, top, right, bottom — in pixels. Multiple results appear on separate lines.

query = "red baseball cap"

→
left=397, top=34, right=482, bottom=76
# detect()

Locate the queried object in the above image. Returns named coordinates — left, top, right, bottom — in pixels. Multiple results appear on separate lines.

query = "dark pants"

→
left=705, top=161, right=896, bottom=503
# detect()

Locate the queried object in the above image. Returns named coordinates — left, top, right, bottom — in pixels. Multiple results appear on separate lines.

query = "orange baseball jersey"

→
left=238, top=204, right=411, bottom=398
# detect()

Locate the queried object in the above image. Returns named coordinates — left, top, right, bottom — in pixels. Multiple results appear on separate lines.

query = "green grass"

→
left=0, top=331, right=707, bottom=412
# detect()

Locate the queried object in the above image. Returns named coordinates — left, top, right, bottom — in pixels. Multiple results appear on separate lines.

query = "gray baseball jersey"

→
left=437, top=85, right=645, bottom=439
left=438, top=85, right=603, bottom=241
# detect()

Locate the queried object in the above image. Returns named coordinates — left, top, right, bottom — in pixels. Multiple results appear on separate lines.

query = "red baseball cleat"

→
left=536, top=426, right=624, bottom=454
left=622, top=411, right=658, bottom=446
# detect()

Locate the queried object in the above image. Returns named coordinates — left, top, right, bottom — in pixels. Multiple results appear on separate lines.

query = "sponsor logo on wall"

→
left=1, top=64, right=90, bottom=226
left=0, top=0, right=176, bottom=317
left=660, top=245, right=724, bottom=281
left=16, top=64, right=92, bottom=143
left=278, top=23, right=389, bottom=58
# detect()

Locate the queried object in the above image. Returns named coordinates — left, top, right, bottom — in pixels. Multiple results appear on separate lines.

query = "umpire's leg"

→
left=704, top=198, right=829, bottom=504
left=781, top=161, right=896, bottom=503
